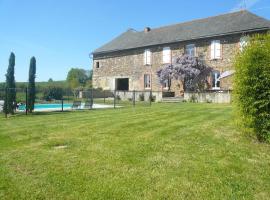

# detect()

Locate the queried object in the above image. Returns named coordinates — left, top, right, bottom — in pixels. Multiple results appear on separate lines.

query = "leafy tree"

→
left=27, top=57, right=36, bottom=113
left=234, top=33, right=270, bottom=142
left=43, top=86, right=63, bottom=101
left=157, top=54, right=211, bottom=92
left=48, top=78, right=53, bottom=83
left=4, top=52, right=16, bottom=114
left=66, top=68, right=89, bottom=88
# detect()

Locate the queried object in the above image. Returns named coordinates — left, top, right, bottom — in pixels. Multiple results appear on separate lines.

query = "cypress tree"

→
left=27, top=57, right=36, bottom=113
left=4, top=52, right=16, bottom=114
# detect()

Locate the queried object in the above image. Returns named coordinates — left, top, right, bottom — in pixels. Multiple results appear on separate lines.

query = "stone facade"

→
left=92, top=34, right=243, bottom=95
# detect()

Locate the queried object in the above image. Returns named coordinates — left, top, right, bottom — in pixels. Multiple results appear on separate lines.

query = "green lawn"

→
left=0, top=103, right=269, bottom=199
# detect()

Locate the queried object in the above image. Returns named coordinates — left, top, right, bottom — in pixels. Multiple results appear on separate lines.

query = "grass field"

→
left=0, top=103, right=270, bottom=199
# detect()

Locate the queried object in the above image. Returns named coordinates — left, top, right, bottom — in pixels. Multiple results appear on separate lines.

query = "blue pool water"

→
left=19, top=103, right=72, bottom=111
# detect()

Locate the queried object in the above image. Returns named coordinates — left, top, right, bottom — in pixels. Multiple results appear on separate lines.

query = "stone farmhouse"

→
left=92, top=10, right=270, bottom=100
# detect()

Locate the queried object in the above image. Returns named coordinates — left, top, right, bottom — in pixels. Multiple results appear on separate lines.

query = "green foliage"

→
left=234, top=33, right=270, bottom=142
left=66, top=68, right=92, bottom=89
left=27, top=57, right=36, bottom=113
left=43, top=86, right=63, bottom=101
left=4, top=52, right=16, bottom=114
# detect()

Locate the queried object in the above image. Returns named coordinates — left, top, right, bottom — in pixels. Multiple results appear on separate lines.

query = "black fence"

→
left=0, top=88, right=162, bottom=117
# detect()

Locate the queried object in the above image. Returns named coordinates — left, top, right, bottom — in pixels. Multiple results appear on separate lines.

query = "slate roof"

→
left=93, top=10, right=270, bottom=55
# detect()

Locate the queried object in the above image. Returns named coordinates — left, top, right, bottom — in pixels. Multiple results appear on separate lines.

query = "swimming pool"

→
left=18, top=103, right=115, bottom=111
left=19, top=103, right=72, bottom=111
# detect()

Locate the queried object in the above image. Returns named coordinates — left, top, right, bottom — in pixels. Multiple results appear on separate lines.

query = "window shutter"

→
left=215, top=40, right=221, bottom=59
left=210, top=41, right=215, bottom=59
left=147, top=50, right=151, bottom=65
left=144, top=50, right=147, bottom=65
left=163, top=47, right=171, bottom=63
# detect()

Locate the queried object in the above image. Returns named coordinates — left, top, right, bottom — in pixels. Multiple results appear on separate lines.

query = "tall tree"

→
left=27, top=57, right=36, bottom=113
left=4, top=52, right=16, bottom=114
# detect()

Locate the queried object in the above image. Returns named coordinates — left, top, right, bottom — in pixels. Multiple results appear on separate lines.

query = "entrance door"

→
left=115, top=78, right=129, bottom=91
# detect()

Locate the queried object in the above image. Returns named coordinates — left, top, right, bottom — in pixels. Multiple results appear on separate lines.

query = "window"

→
left=185, top=44, right=195, bottom=56
left=96, top=61, right=100, bottom=68
left=210, top=40, right=221, bottom=59
left=212, top=71, right=220, bottom=89
left=144, top=49, right=152, bottom=65
left=144, top=74, right=151, bottom=89
left=240, top=36, right=249, bottom=52
left=163, top=47, right=171, bottom=64
left=163, top=79, right=171, bottom=89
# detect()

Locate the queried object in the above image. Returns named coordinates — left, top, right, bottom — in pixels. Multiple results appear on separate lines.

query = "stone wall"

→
left=93, top=34, right=242, bottom=95
left=184, top=91, right=232, bottom=103
left=115, top=91, right=163, bottom=102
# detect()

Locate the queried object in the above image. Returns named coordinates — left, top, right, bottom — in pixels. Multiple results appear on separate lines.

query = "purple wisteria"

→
left=157, top=54, right=212, bottom=91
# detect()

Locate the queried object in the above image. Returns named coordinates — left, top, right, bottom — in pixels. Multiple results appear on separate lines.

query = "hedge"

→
left=234, top=33, right=270, bottom=142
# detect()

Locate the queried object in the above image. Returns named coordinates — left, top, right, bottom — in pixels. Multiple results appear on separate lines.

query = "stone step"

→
left=162, top=97, right=183, bottom=103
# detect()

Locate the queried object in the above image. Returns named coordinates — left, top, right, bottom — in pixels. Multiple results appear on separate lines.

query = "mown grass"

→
left=0, top=103, right=269, bottom=199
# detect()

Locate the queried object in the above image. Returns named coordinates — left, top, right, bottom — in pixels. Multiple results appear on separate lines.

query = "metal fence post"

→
left=133, top=90, right=135, bottom=107
left=104, top=90, right=105, bottom=104
left=4, top=88, right=7, bottom=118
left=149, top=90, right=152, bottom=106
left=25, top=88, right=28, bottom=115
left=90, top=87, right=93, bottom=109
left=113, top=90, right=116, bottom=109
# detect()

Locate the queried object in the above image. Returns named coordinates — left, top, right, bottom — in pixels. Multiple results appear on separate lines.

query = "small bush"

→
left=149, top=95, right=156, bottom=102
left=116, top=95, right=121, bottom=101
left=234, top=33, right=270, bottom=142
left=139, top=93, right=144, bottom=101
left=206, top=99, right=212, bottom=103
left=182, top=99, right=187, bottom=103
left=189, top=94, right=197, bottom=103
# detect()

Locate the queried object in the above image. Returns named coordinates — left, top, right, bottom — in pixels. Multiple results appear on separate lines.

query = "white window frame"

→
left=144, top=49, right=152, bottom=65
left=185, top=44, right=196, bottom=57
left=163, top=47, right=171, bottom=64
left=144, top=74, right=151, bottom=89
left=239, top=36, right=249, bottom=52
left=210, top=40, right=221, bottom=60
left=212, top=71, right=220, bottom=90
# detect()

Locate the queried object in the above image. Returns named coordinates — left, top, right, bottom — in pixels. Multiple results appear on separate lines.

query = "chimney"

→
left=144, top=27, right=151, bottom=33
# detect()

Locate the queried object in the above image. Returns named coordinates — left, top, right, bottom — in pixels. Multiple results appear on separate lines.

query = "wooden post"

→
left=25, top=88, right=28, bottom=115
left=61, top=99, right=64, bottom=112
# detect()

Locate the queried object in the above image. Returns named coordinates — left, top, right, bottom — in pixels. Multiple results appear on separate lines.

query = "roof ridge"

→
left=139, top=10, right=249, bottom=33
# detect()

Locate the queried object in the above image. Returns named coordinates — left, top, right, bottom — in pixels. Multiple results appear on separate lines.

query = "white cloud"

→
left=231, top=0, right=261, bottom=12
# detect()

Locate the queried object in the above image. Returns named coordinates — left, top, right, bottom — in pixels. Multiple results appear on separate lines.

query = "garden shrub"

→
left=234, top=33, right=270, bottom=142
left=189, top=94, right=197, bottom=103
left=139, top=93, right=144, bottom=101
left=149, top=95, right=156, bottom=102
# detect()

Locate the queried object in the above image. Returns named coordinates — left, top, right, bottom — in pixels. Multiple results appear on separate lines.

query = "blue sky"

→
left=0, top=0, right=269, bottom=82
